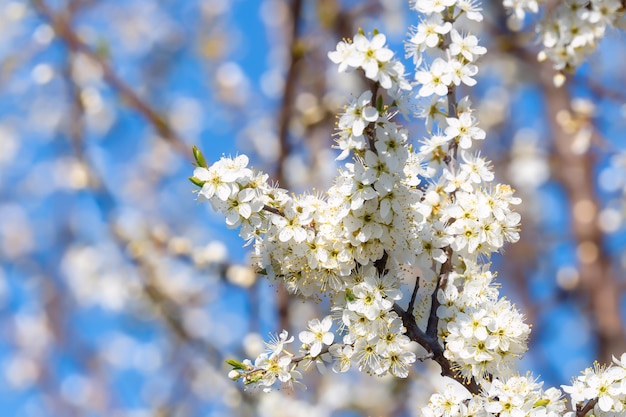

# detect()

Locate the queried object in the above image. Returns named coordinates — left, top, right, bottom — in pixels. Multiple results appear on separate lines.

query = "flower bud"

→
left=192, top=145, right=208, bottom=168
left=188, top=176, right=204, bottom=187
left=226, top=359, right=247, bottom=370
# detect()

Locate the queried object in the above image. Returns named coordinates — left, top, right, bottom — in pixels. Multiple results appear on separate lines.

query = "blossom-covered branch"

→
left=189, top=0, right=626, bottom=415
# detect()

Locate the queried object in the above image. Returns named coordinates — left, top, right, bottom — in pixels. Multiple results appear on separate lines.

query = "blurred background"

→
left=1, top=0, right=626, bottom=416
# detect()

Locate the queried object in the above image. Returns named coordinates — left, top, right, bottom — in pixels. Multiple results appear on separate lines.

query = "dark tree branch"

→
left=374, top=250, right=389, bottom=276
left=407, top=275, right=420, bottom=315
left=426, top=274, right=443, bottom=339
left=427, top=247, right=453, bottom=338
left=577, top=398, right=599, bottom=417
left=392, top=302, right=481, bottom=395
left=263, top=204, right=285, bottom=217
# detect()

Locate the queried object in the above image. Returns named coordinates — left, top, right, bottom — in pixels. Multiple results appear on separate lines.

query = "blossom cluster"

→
left=537, top=0, right=624, bottom=73
left=328, top=30, right=411, bottom=98
left=436, top=263, right=530, bottom=380
left=330, top=266, right=417, bottom=378
left=503, top=0, right=625, bottom=77
left=562, top=354, right=626, bottom=414
left=407, top=2, right=486, bottom=100
left=227, top=330, right=304, bottom=393
left=422, top=374, right=566, bottom=417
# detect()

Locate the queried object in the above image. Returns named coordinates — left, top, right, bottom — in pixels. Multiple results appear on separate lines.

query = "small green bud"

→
left=189, top=176, right=204, bottom=187
left=244, top=373, right=262, bottom=384
left=226, top=359, right=247, bottom=370
left=192, top=145, right=208, bottom=168
left=533, top=399, right=550, bottom=407
left=95, top=38, right=110, bottom=59
left=376, top=95, right=384, bottom=112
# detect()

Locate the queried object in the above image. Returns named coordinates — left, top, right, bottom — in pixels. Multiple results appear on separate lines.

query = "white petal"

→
left=362, top=107, right=379, bottom=122
left=278, top=227, right=293, bottom=242
left=321, top=316, right=333, bottom=331
left=193, top=167, right=210, bottom=181
left=322, top=332, right=335, bottom=345
left=310, top=343, right=322, bottom=357
left=299, top=331, right=315, bottom=344
left=238, top=203, right=252, bottom=219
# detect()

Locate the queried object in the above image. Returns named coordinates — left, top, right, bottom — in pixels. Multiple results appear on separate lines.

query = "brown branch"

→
left=427, top=248, right=454, bottom=338
left=374, top=250, right=389, bottom=276
left=577, top=397, right=599, bottom=417
left=407, top=275, right=420, bottom=315
left=275, top=0, right=304, bottom=184
left=263, top=204, right=285, bottom=217
left=426, top=272, right=443, bottom=339
left=392, top=302, right=481, bottom=395
left=32, top=0, right=190, bottom=157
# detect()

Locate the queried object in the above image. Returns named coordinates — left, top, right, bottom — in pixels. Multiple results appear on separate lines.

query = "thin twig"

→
left=32, top=0, right=189, bottom=156
left=392, top=302, right=481, bottom=394
left=407, top=275, right=420, bottom=315
left=263, top=204, right=285, bottom=217
left=374, top=250, right=389, bottom=276
left=426, top=275, right=442, bottom=338
left=577, top=398, right=598, bottom=417
left=427, top=247, right=452, bottom=338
